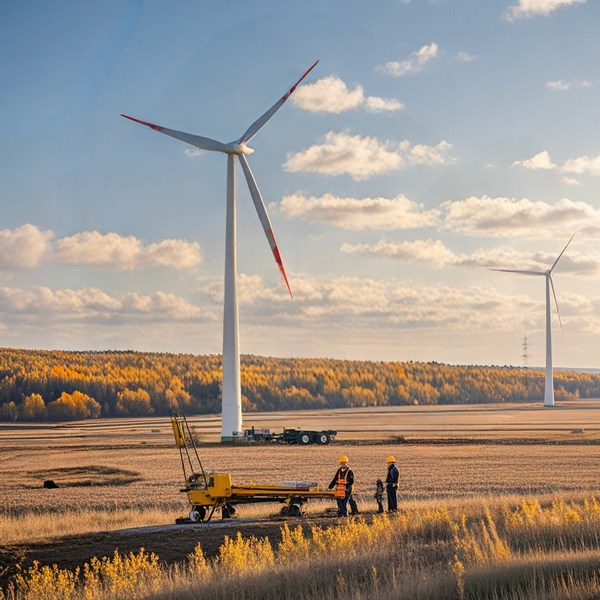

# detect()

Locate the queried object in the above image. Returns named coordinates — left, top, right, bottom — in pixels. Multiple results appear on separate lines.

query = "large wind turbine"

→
left=492, top=235, right=574, bottom=407
left=122, top=61, right=318, bottom=440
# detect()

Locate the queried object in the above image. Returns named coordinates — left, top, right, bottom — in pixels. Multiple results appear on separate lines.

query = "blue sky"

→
left=1, top=0, right=599, bottom=368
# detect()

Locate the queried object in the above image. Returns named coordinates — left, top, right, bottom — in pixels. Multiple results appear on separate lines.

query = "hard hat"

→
left=386, top=455, right=396, bottom=463
left=339, top=455, right=348, bottom=464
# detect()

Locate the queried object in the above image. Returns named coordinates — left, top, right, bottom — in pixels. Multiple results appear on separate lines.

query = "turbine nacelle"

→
left=226, top=142, right=254, bottom=155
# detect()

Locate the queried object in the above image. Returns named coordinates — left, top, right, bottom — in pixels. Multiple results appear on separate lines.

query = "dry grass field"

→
left=2, top=400, right=600, bottom=598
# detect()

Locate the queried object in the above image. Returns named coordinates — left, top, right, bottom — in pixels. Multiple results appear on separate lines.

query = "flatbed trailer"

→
left=244, top=426, right=337, bottom=445
left=172, top=415, right=336, bottom=522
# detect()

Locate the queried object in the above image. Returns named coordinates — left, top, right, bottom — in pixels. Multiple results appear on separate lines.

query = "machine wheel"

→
left=189, top=505, right=206, bottom=522
left=298, top=432, right=312, bottom=445
left=317, top=432, right=330, bottom=445
left=222, top=503, right=237, bottom=519
left=288, top=503, right=302, bottom=517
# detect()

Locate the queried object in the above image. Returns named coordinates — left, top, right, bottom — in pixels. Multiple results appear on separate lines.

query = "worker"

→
left=329, top=455, right=354, bottom=517
left=385, top=455, right=399, bottom=512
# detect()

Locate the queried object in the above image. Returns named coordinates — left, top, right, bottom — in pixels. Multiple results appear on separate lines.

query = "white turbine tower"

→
left=492, top=235, right=574, bottom=407
left=122, top=61, right=318, bottom=440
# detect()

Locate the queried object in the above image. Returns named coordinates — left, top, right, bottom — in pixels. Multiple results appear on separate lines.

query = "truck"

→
left=243, top=426, right=336, bottom=445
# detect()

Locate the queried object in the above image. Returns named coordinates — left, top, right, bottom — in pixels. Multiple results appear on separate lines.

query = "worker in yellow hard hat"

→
left=385, top=455, right=399, bottom=512
left=328, top=455, right=355, bottom=517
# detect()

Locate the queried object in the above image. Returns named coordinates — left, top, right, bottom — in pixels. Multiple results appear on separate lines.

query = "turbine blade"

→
left=238, top=154, right=292, bottom=298
left=549, top=275, right=563, bottom=329
left=238, top=60, right=319, bottom=144
left=121, top=114, right=228, bottom=153
left=550, top=233, right=575, bottom=273
left=490, top=269, right=545, bottom=276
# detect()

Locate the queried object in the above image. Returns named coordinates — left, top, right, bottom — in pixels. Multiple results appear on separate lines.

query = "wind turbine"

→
left=491, top=235, right=574, bottom=407
left=122, top=61, right=318, bottom=440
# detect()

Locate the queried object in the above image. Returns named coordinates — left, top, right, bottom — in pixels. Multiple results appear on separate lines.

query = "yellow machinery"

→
left=172, top=414, right=336, bottom=522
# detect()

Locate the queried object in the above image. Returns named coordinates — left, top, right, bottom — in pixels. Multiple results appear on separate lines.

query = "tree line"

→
left=0, top=347, right=598, bottom=421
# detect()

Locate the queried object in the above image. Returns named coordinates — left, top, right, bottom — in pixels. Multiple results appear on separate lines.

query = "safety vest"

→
left=335, top=469, right=349, bottom=499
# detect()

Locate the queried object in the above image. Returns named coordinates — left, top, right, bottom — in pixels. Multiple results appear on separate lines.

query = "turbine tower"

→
left=492, top=235, right=574, bottom=407
left=122, top=61, right=318, bottom=440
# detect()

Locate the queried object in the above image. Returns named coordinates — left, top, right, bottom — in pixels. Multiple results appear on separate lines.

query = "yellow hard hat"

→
left=386, top=455, right=396, bottom=463
left=339, top=455, right=348, bottom=464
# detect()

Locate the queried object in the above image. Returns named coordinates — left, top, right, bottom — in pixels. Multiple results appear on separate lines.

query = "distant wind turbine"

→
left=491, top=235, right=574, bottom=407
left=122, top=61, right=319, bottom=440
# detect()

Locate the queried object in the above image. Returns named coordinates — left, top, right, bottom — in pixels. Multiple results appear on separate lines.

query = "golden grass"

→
left=5, top=494, right=600, bottom=599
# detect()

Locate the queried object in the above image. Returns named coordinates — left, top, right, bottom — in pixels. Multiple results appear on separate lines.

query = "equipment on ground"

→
left=243, top=426, right=337, bottom=445
left=172, top=415, right=336, bottom=523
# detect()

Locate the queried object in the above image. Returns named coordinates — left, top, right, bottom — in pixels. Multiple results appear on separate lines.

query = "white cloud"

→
left=377, top=43, right=439, bottom=77
left=340, top=238, right=600, bottom=275
left=456, top=51, right=477, bottom=63
left=513, top=149, right=600, bottom=178
left=283, top=131, right=454, bottom=181
left=364, top=96, right=405, bottom=113
left=512, top=151, right=556, bottom=170
left=142, top=239, right=202, bottom=270
left=276, top=192, right=439, bottom=230
left=0, top=224, right=53, bottom=268
left=504, top=0, right=586, bottom=21
left=409, top=141, right=453, bottom=166
left=562, top=154, right=600, bottom=176
left=560, top=176, right=582, bottom=186
left=55, top=231, right=201, bottom=271
left=56, top=231, right=142, bottom=269
left=546, top=79, right=592, bottom=91
left=0, top=286, right=202, bottom=321
left=440, top=195, right=600, bottom=237
left=342, top=239, right=459, bottom=267
left=291, top=75, right=404, bottom=114
left=184, top=148, right=204, bottom=157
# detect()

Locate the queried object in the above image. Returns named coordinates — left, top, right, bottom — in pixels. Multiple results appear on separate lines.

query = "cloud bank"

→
left=0, top=226, right=202, bottom=271
left=283, top=132, right=453, bottom=181
left=277, top=193, right=439, bottom=230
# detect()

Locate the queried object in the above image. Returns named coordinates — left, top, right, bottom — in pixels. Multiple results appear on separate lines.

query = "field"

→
left=2, top=400, right=600, bottom=598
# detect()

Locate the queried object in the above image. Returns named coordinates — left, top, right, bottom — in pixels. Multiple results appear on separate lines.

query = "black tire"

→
left=189, top=505, right=206, bottom=522
left=298, top=432, right=312, bottom=445
left=288, top=503, right=302, bottom=517
left=317, top=432, right=330, bottom=445
left=222, top=503, right=236, bottom=519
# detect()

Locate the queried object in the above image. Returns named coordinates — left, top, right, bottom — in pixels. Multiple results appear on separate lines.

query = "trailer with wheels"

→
left=172, top=415, right=336, bottom=523
left=243, top=426, right=337, bottom=445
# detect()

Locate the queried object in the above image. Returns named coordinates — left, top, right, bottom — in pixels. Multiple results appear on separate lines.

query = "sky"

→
left=1, top=0, right=599, bottom=369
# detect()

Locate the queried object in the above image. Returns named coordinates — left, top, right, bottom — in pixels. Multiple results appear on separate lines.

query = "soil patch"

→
left=24, top=466, right=142, bottom=488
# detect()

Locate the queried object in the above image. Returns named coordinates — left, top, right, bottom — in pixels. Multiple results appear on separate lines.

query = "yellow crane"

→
left=171, top=414, right=336, bottom=522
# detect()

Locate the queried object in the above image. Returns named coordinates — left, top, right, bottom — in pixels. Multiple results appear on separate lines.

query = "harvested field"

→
left=1, top=400, right=600, bottom=593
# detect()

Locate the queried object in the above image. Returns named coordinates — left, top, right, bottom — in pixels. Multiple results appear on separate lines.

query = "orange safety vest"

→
left=335, top=469, right=349, bottom=499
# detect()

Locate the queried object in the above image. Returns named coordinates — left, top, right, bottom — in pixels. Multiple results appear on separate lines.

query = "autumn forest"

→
left=0, top=347, right=599, bottom=421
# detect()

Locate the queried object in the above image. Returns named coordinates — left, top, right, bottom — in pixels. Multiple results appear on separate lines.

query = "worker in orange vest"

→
left=328, top=455, right=355, bottom=517
left=385, top=455, right=399, bottom=512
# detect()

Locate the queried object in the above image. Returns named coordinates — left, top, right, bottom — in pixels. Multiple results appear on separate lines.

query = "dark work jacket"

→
left=385, top=464, right=399, bottom=485
left=329, top=467, right=354, bottom=492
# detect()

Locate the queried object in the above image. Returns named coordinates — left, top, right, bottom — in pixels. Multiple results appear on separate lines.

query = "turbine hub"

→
left=226, top=142, right=254, bottom=155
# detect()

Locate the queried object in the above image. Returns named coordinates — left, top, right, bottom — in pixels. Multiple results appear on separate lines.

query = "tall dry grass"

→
left=4, top=494, right=600, bottom=599
left=0, top=507, right=182, bottom=545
